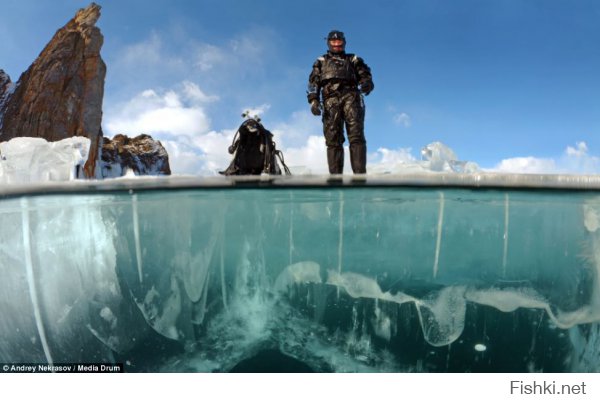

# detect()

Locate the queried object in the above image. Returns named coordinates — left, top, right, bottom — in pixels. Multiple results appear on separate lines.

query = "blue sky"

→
left=2, top=0, right=600, bottom=174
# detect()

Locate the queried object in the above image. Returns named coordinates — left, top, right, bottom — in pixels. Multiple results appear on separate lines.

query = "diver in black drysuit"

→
left=307, top=30, right=374, bottom=174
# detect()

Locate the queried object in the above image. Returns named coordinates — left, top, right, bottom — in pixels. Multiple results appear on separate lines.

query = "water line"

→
left=20, top=198, right=54, bottom=367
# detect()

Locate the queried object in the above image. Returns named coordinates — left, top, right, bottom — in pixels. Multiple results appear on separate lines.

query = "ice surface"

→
left=369, top=142, right=480, bottom=174
left=421, top=142, right=480, bottom=173
left=0, top=137, right=90, bottom=183
left=0, top=136, right=170, bottom=183
left=1, top=179, right=600, bottom=371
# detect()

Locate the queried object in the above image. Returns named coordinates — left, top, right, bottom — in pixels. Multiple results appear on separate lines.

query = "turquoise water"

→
left=1, top=179, right=599, bottom=372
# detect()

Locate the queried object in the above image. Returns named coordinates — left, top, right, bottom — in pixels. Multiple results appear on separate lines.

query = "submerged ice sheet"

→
left=0, top=181, right=599, bottom=372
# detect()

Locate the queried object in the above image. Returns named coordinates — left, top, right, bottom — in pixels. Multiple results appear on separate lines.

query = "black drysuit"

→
left=307, top=51, right=373, bottom=173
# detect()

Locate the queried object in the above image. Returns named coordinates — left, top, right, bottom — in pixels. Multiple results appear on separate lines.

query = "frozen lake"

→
left=1, top=173, right=599, bottom=372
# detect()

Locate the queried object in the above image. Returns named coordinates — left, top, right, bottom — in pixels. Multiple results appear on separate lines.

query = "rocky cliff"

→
left=0, top=3, right=105, bottom=144
left=0, top=70, right=12, bottom=112
left=0, top=3, right=171, bottom=179
left=101, top=134, right=171, bottom=177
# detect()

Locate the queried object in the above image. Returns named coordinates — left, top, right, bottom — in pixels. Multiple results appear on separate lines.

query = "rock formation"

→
left=101, top=134, right=171, bottom=177
left=0, top=4, right=105, bottom=144
left=0, top=3, right=171, bottom=179
left=0, top=70, right=12, bottom=113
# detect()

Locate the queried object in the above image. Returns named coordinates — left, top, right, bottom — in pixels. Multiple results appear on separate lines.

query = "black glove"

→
left=360, top=81, right=373, bottom=96
left=310, top=100, right=322, bottom=116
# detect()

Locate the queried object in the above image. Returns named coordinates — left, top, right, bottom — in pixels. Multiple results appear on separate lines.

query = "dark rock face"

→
left=0, top=69, right=11, bottom=112
left=0, top=3, right=105, bottom=144
left=0, top=3, right=171, bottom=179
left=101, top=134, right=171, bottom=177
left=0, top=70, right=13, bottom=133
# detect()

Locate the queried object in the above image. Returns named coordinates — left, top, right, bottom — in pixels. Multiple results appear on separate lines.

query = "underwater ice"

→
left=1, top=183, right=600, bottom=372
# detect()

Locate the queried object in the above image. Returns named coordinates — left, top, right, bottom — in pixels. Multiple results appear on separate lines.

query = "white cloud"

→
left=105, top=81, right=236, bottom=176
left=113, top=27, right=276, bottom=78
left=566, top=141, right=589, bottom=157
left=491, top=141, right=600, bottom=174
left=150, top=128, right=236, bottom=176
left=371, top=147, right=417, bottom=165
left=182, top=81, right=219, bottom=103
left=161, top=129, right=236, bottom=176
left=119, top=32, right=163, bottom=65
left=387, top=104, right=412, bottom=128
left=281, top=135, right=328, bottom=174
left=493, top=156, right=557, bottom=173
left=194, top=43, right=227, bottom=72
left=116, top=32, right=185, bottom=72
left=229, top=35, right=267, bottom=62
left=367, top=147, right=424, bottom=174
left=561, top=141, right=600, bottom=173
left=105, top=83, right=214, bottom=137
left=393, top=112, right=412, bottom=127
left=108, top=29, right=271, bottom=101
left=188, top=28, right=276, bottom=80
left=189, top=129, right=237, bottom=168
left=160, top=140, right=207, bottom=175
left=271, top=110, right=322, bottom=149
